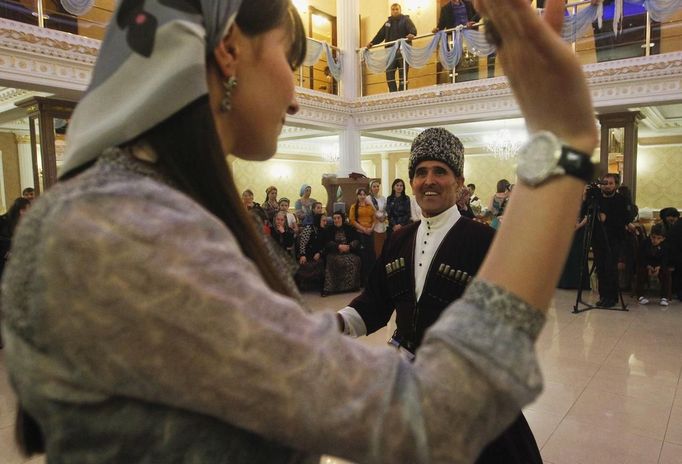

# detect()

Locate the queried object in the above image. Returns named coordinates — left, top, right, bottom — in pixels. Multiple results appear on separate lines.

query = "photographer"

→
left=591, top=173, right=630, bottom=307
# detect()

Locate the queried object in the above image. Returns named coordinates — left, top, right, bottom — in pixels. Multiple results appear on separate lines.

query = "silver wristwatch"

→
left=516, top=131, right=594, bottom=187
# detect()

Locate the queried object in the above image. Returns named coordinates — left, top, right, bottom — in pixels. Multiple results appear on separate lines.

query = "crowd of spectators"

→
left=239, top=180, right=487, bottom=296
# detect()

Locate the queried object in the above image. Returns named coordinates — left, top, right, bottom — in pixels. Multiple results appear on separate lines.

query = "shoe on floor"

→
left=598, top=299, right=616, bottom=308
left=638, top=296, right=649, bottom=305
left=660, top=298, right=669, bottom=307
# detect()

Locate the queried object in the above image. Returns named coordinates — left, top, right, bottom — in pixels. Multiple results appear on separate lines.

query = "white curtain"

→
left=644, top=0, right=682, bottom=21
left=303, top=39, right=343, bottom=82
left=562, top=4, right=601, bottom=42
left=401, top=34, right=442, bottom=69
left=60, top=0, right=94, bottom=16
left=362, top=42, right=401, bottom=74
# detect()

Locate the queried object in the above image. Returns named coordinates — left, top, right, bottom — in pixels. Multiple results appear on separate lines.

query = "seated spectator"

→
left=271, top=211, right=294, bottom=254
left=262, top=186, right=280, bottom=223
left=312, top=201, right=326, bottom=222
left=241, top=189, right=269, bottom=234
left=489, top=179, right=510, bottom=229
left=349, top=187, right=376, bottom=285
left=659, top=207, right=679, bottom=234
left=322, top=212, right=362, bottom=296
left=456, top=185, right=475, bottom=219
left=386, top=178, right=411, bottom=240
left=278, top=197, right=299, bottom=236
left=636, top=224, right=672, bottom=307
left=294, top=213, right=326, bottom=292
left=22, top=187, right=35, bottom=202
left=295, top=184, right=317, bottom=226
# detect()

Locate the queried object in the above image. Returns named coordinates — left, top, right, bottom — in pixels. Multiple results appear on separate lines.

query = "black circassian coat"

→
left=348, top=216, right=542, bottom=464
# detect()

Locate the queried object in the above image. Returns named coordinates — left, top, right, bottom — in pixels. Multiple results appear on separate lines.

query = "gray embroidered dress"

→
left=1, top=150, right=544, bottom=463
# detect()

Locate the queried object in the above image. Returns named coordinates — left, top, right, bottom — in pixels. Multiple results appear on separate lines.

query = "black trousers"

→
left=593, top=238, right=622, bottom=302
left=475, top=414, right=543, bottom=464
left=386, top=54, right=409, bottom=92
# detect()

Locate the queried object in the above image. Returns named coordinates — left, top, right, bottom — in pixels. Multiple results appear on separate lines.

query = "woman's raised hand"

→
left=475, top=0, right=597, bottom=154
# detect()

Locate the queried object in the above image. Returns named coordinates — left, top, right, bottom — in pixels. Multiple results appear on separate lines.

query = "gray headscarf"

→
left=61, top=0, right=242, bottom=177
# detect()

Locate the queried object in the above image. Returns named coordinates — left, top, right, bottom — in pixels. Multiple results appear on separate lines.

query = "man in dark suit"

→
left=432, top=0, right=495, bottom=81
left=367, top=3, right=417, bottom=92
left=337, top=128, right=542, bottom=464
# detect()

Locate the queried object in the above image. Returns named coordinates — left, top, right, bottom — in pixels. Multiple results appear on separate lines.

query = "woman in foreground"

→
left=1, top=0, right=597, bottom=463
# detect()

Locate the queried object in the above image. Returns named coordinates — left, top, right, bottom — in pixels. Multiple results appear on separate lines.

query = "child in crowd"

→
left=278, top=198, right=299, bottom=236
left=636, top=223, right=672, bottom=307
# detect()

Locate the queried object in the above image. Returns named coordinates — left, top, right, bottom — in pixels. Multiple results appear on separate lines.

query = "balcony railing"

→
left=295, top=37, right=341, bottom=96
left=358, top=1, right=682, bottom=96
left=0, top=0, right=109, bottom=39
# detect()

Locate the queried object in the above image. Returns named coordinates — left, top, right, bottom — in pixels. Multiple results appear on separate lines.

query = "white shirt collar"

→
left=420, top=203, right=461, bottom=232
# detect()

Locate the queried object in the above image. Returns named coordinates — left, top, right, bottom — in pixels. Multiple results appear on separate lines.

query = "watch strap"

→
left=559, top=146, right=594, bottom=183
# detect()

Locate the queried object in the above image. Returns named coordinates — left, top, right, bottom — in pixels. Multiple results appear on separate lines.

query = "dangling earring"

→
left=220, top=76, right=238, bottom=112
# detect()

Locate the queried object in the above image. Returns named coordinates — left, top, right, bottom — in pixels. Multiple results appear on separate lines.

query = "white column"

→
left=337, top=0, right=360, bottom=100
left=338, top=120, right=362, bottom=176
left=381, top=152, right=390, bottom=196
left=337, top=0, right=363, bottom=176
left=17, top=135, right=34, bottom=190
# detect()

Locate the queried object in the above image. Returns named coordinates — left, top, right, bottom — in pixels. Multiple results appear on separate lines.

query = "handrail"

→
left=307, top=36, right=341, bottom=52
left=356, top=1, right=596, bottom=52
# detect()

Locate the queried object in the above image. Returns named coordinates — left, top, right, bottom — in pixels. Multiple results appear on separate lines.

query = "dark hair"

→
left=332, top=211, right=346, bottom=222
left=22, top=187, right=34, bottom=196
left=650, top=223, right=666, bottom=238
left=660, top=207, right=680, bottom=220
left=354, top=187, right=368, bottom=222
left=17, top=1, right=306, bottom=456
left=388, top=178, right=406, bottom=199
left=496, top=179, right=510, bottom=193
left=467, top=183, right=475, bottom=190
left=264, top=185, right=278, bottom=204
left=602, top=173, right=619, bottom=184
left=236, top=0, right=306, bottom=70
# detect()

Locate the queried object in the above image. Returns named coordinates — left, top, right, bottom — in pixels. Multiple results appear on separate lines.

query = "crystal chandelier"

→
left=484, top=129, right=525, bottom=160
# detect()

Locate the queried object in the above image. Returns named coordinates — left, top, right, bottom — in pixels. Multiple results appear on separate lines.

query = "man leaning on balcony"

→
left=433, top=0, right=495, bottom=82
left=367, top=3, right=417, bottom=92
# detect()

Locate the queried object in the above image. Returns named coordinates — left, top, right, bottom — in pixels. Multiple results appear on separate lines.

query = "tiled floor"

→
left=1, top=289, right=681, bottom=463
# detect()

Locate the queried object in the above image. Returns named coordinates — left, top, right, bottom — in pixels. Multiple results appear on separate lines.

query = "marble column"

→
left=381, top=152, right=390, bottom=197
left=337, top=0, right=363, bottom=176
left=16, top=134, right=35, bottom=190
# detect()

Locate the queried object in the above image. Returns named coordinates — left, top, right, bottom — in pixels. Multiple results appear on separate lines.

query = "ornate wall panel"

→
left=232, top=157, right=337, bottom=209
left=637, top=145, right=682, bottom=209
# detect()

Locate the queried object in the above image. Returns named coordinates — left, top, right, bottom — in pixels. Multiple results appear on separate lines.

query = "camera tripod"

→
left=573, top=193, right=628, bottom=313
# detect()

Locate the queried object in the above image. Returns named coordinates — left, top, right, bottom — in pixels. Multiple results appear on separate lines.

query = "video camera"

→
left=585, top=180, right=607, bottom=201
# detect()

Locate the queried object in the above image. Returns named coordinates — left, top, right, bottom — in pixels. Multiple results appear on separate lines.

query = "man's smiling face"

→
left=410, top=160, right=462, bottom=217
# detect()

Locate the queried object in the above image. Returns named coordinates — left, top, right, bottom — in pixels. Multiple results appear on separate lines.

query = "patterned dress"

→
left=323, top=225, right=362, bottom=294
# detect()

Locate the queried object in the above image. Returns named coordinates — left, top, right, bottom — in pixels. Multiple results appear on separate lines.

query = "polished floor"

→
left=1, top=289, right=681, bottom=463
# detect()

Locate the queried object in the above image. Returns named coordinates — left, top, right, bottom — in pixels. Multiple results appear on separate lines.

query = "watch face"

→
left=517, top=132, right=560, bottom=186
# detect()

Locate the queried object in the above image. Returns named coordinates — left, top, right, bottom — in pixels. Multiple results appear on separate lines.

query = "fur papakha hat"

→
left=408, top=128, right=464, bottom=179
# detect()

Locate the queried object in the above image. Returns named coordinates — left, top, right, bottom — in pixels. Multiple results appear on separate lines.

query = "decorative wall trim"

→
left=0, top=19, right=99, bottom=62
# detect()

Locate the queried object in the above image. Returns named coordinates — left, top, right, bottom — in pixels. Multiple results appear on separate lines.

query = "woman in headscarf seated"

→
left=321, top=212, right=362, bottom=296
left=294, top=183, right=317, bottom=226
left=294, top=212, right=326, bottom=291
